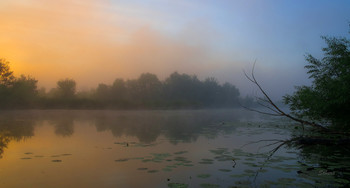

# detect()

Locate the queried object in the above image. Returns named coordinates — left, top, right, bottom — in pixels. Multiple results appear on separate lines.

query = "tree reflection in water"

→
left=0, top=114, right=35, bottom=158
left=0, top=110, right=245, bottom=158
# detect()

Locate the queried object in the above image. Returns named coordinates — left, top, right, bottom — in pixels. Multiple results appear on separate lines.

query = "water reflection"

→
left=0, top=115, right=35, bottom=158
left=53, top=118, right=75, bottom=137
left=0, top=110, right=247, bottom=157
left=290, top=140, right=350, bottom=186
left=0, top=110, right=348, bottom=187
left=94, top=111, right=241, bottom=144
left=94, top=114, right=164, bottom=143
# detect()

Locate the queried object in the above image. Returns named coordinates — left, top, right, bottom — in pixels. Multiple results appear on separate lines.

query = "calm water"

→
left=0, top=110, right=348, bottom=187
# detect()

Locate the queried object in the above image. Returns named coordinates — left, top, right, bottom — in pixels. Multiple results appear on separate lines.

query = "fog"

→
left=1, top=0, right=349, bottom=100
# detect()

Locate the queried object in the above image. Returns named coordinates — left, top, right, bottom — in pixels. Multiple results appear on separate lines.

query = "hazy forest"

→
left=0, top=61, right=252, bottom=109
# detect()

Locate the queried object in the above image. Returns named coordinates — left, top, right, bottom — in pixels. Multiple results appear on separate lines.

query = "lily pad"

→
left=199, top=183, right=220, bottom=188
left=163, top=168, right=173, bottom=172
left=215, top=155, right=233, bottom=161
left=243, top=162, right=259, bottom=167
left=210, top=148, right=228, bottom=155
left=174, top=151, right=188, bottom=155
left=197, top=174, right=211, bottom=178
left=218, top=169, right=231, bottom=172
left=115, top=158, right=129, bottom=162
left=168, top=183, right=188, bottom=188
left=199, top=161, right=213, bottom=164
left=235, top=180, right=251, bottom=186
left=183, top=164, right=194, bottom=167
left=174, top=156, right=187, bottom=162
left=245, top=158, right=256, bottom=161
left=230, top=174, right=250, bottom=178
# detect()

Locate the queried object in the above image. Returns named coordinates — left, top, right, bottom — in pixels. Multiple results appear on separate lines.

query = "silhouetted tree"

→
left=0, top=59, right=14, bottom=107
left=56, top=78, right=76, bottom=99
left=164, top=72, right=202, bottom=106
left=96, top=83, right=111, bottom=102
left=0, top=60, right=39, bottom=108
left=0, top=59, right=14, bottom=86
left=111, top=79, right=126, bottom=99
left=201, top=77, right=220, bottom=106
left=220, top=82, right=240, bottom=106
left=10, top=75, right=38, bottom=107
left=125, top=79, right=140, bottom=106
left=0, top=60, right=242, bottom=109
left=284, top=34, right=350, bottom=130
left=137, top=73, right=162, bottom=104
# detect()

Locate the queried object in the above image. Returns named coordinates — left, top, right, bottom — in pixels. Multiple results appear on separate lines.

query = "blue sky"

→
left=108, top=0, right=350, bottom=98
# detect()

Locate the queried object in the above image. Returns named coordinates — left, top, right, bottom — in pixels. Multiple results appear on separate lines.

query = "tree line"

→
left=0, top=60, right=253, bottom=109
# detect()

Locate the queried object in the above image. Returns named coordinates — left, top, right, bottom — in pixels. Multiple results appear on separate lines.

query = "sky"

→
left=1, top=0, right=349, bottom=99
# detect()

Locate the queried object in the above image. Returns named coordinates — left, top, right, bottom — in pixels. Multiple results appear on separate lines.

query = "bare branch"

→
left=240, top=104, right=283, bottom=116
left=256, top=101, right=281, bottom=115
left=257, top=141, right=285, bottom=152
left=243, top=70, right=255, bottom=83
left=240, top=139, right=285, bottom=148
left=243, top=63, right=328, bottom=131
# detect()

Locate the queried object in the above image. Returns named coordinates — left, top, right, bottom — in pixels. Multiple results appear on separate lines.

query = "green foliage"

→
left=284, top=34, right=350, bottom=130
left=0, top=59, right=14, bottom=86
left=0, top=59, right=38, bottom=108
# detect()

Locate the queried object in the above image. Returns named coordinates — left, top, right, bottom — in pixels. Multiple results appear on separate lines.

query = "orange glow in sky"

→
left=1, top=0, right=349, bottom=98
left=0, top=0, right=220, bottom=90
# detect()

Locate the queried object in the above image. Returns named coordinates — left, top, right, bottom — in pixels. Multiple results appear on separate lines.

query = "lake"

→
left=0, top=109, right=349, bottom=187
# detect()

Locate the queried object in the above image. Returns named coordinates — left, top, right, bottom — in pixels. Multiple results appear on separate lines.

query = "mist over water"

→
left=0, top=109, right=348, bottom=187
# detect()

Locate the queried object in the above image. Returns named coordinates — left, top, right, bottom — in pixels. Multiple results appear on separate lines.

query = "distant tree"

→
left=199, top=77, right=222, bottom=106
left=0, top=59, right=14, bottom=86
left=125, top=79, right=139, bottom=101
left=111, top=78, right=127, bottom=102
left=284, top=35, right=350, bottom=130
left=221, top=82, right=240, bottom=106
left=56, top=78, right=76, bottom=99
left=37, top=87, right=46, bottom=98
left=10, top=75, right=38, bottom=106
left=202, top=77, right=219, bottom=103
left=137, top=73, right=162, bottom=102
left=164, top=72, right=202, bottom=104
left=96, top=83, right=110, bottom=101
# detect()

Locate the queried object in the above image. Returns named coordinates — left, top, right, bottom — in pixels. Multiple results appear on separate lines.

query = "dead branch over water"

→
left=242, top=62, right=328, bottom=131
